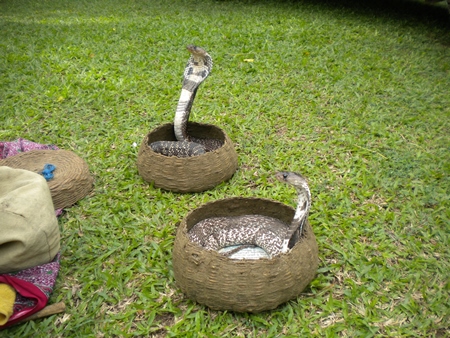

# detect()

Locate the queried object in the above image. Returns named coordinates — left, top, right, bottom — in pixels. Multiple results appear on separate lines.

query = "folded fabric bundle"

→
left=0, top=255, right=60, bottom=328
left=0, top=139, right=65, bottom=328
left=0, top=167, right=61, bottom=328
left=0, top=167, right=60, bottom=273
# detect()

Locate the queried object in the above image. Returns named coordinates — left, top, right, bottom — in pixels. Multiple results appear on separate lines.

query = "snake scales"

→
left=188, top=172, right=312, bottom=259
left=150, top=45, right=223, bottom=157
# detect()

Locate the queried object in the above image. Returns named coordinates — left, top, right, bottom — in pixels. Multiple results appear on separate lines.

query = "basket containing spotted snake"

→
left=137, top=45, right=238, bottom=192
left=172, top=172, right=319, bottom=312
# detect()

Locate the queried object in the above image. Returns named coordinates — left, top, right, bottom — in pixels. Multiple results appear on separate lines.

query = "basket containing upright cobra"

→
left=172, top=172, right=319, bottom=312
left=137, top=44, right=238, bottom=192
left=137, top=122, right=238, bottom=193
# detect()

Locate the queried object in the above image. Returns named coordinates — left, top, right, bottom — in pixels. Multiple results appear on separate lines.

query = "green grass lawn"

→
left=1, top=0, right=449, bottom=336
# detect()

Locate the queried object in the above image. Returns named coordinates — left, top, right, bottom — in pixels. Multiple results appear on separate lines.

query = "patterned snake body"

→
left=150, top=45, right=223, bottom=157
left=188, top=172, right=311, bottom=258
left=149, top=140, right=205, bottom=158
left=189, top=215, right=287, bottom=257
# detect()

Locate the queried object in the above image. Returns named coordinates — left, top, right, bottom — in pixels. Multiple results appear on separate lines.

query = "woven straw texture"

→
left=0, top=149, right=93, bottom=209
left=137, top=122, right=238, bottom=193
left=173, top=197, right=319, bottom=313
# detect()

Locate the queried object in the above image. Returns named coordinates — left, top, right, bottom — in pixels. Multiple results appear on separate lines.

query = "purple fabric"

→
left=0, top=138, right=62, bottom=328
left=9, top=254, right=60, bottom=314
left=0, top=138, right=59, bottom=159
left=0, top=254, right=60, bottom=328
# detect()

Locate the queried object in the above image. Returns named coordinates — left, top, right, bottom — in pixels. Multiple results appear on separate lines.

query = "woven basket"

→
left=172, top=197, right=319, bottom=313
left=137, top=122, right=238, bottom=193
left=0, top=149, right=93, bottom=209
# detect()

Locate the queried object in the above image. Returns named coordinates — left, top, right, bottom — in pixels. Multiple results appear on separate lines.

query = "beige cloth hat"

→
left=0, top=167, right=60, bottom=274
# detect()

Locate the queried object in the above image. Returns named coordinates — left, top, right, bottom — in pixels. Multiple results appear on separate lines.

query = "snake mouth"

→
left=275, top=171, right=308, bottom=188
left=275, top=171, right=288, bottom=182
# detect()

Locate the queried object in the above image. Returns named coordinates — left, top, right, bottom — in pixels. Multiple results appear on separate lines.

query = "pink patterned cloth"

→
left=0, top=138, right=62, bottom=329
left=0, top=138, right=59, bottom=159
left=0, top=255, right=60, bottom=328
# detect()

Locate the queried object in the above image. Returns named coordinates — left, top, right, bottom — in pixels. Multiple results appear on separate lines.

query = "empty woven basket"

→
left=137, top=122, right=238, bottom=193
left=0, top=149, right=93, bottom=209
left=172, top=197, right=319, bottom=313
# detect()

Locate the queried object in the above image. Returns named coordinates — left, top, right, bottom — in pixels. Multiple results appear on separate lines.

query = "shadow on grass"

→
left=226, top=0, right=450, bottom=29
left=309, top=0, right=448, bottom=23
left=216, top=0, right=450, bottom=49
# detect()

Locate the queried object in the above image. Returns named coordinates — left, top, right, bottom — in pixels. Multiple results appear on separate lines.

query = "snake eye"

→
left=282, top=173, right=288, bottom=179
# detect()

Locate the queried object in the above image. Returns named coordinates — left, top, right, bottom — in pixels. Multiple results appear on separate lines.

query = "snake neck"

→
left=281, top=183, right=311, bottom=252
left=174, top=88, right=197, bottom=141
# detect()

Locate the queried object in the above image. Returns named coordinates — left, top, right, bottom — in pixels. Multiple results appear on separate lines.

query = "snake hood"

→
left=174, top=44, right=213, bottom=142
left=182, top=45, right=213, bottom=92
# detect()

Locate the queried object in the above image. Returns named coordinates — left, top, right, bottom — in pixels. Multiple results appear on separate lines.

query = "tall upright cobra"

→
left=188, top=171, right=312, bottom=258
left=150, top=45, right=223, bottom=157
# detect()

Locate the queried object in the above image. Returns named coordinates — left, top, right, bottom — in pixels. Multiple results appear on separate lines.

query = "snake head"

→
left=186, top=44, right=207, bottom=56
left=275, top=171, right=308, bottom=188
